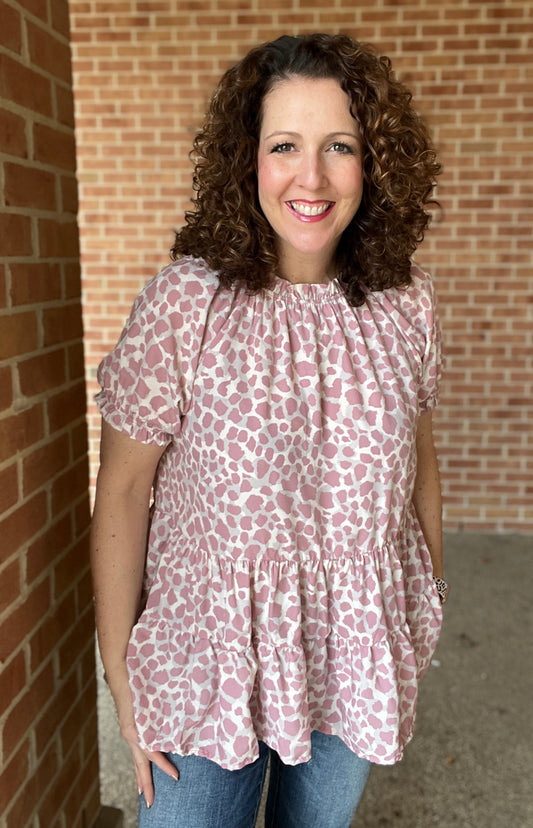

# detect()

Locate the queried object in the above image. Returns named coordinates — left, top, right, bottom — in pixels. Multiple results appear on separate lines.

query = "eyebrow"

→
left=263, top=130, right=359, bottom=142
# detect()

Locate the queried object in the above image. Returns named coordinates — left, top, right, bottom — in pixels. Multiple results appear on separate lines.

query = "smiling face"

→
left=257, top=76, right=364, bottom=283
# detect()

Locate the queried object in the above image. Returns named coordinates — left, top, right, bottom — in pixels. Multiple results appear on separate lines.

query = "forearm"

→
left=412, top=463, right=443, bottom=578
left=90, top=420, right=164, bottom=715
left=90, top=423, right=178, bottom=800
left=90, top=486, right=150, bottom=674
left=90, top=479, right=154, bottom=732
left=412, top=412, right=444, bottom=579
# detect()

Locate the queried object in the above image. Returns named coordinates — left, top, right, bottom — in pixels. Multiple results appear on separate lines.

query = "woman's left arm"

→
left=412, top=410, right=444, bottom=580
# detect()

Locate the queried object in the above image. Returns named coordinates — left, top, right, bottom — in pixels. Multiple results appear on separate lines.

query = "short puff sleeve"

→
left=373, top=264, right=443, bottom=413
left=95, top=259, right=219, bottom=445
left=414, top=267, right=443, bottom=412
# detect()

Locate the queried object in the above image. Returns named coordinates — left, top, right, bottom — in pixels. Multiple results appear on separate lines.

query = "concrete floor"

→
left=97, top=533, right=533, bottom=827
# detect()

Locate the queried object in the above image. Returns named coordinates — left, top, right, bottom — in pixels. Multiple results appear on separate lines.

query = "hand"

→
left=120, top=721, right=179, bottom=808
left=105, top=664, right=180, bottom=807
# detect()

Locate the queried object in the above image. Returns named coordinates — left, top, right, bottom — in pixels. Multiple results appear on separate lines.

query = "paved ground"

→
left=97, top=533, right=533, bottom=827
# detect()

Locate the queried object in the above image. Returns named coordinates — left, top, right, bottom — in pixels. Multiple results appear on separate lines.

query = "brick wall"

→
left=70, top=0, right=533, bottom=534
left=0, top=1, right=101, bottom=826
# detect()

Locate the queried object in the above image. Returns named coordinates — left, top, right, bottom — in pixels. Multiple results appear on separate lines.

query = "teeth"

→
left=290, top=201, right=332, bottom=216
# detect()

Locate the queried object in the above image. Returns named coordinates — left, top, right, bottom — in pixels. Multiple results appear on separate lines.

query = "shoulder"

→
left=370, top=262, right=438, bottom=319
left=114, top=257, right=222, bottom=353
left=364, top=262, right=440, bottom=355
left=140, top=256, right=220, bottom=311
left=406, top=261, right=437, bottom=306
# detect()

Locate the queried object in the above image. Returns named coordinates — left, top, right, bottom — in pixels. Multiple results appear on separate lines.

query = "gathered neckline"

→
left=267, top=275, right=343, bottom=303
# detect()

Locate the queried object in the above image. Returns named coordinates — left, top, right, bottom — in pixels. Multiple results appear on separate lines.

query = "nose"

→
left=295, top=151, right=328, bottom=190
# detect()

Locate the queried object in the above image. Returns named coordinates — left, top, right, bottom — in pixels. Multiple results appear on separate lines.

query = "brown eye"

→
left=328, top=142, right=354, bottom=154
left=271, top=142, right=294, bottom=154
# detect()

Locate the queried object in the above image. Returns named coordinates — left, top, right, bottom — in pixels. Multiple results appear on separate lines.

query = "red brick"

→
left=16, top=0, right=48, bottom=21
left=0, top=558, right=21, bottom=616
left=0, top=365, right=13, bottom=412
left=47, top=382, right=86, bottom=433
left=80, top=642, right=99, bottom=695
left=67, top=343, right=86, bottom=385
left=56, top=82, right=76, bottom=128
left=0, top=492, right=47, bottom=566
left=0, top=650, right=26, bottom=718
left=2, top=661, right=55, bottom=760
left=24, top=743, right=60, bottom=823
left=64, top=261, right=83, bottom=299
left=0, top=0, right=100, bottom=806
left=64, top=759, right=100, bottom=828
left=34, top=671, right=78, bottom=757
left=36, top=745, right=81, bottom=828
left=27, top=20, right=73, bottom=83
left=4, top=162, right=56, bottom=210
left=11, top=261, right=62, bottom=306
left=33, top=122, right=76, bottom=171
left=51, top=0, right=71, bottom=38
left=54, top=530, right=89, bottom=596
left=0, top=740, right=30, bottom=817
left=38, top=217, right=80, bottom=258
left=0, top=106, right=27, bottom=157
left=138, top=0, right=172, bottom=10
left=0, top=310, right=39, bottom=360
left=18, top=348, right=67, bottom=397
left=0, top=578, right=50, bottom=663
left=5, top=788, right=38, bottom=828
left=0, top=405, right=44, bottom=464
left=30, top=589, right=76, bottom=675
left=0, top=53, right=52, bottom=116
left=74, top=496, right=91, bottom=538
left=38, top=736, right=82, bottom=828
left=59, top=672, right=96, bottom=753
left=69, top=420, right=89, bottom=465
left=51, top=455, right=89, bottom=518
left=22, top=433, right=71, bottom=497
left=76, top=565, right=94, bottom=618
left=61, top=173, right=79, bottom=213
left=0, top=213, right=33, bottom=257
left=0, top=464, right=18, bottom=514
left=26, top=511, right=72, bottom=584
left=0, top=3, right=22, bottom=54
left=43, top=303, right=84, bottom=348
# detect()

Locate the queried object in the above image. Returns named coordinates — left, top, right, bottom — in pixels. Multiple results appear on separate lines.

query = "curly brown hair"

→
left=171, top=33, right=441, bottom=306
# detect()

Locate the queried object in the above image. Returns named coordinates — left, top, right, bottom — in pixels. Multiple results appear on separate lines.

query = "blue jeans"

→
left=138, top=730, right=371, bottom=828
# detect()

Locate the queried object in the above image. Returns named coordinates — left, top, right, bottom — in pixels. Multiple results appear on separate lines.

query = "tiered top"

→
left=96, top=257, right=443, bottom=769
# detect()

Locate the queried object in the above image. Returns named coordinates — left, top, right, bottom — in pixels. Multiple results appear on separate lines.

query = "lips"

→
left=288, top=200, right=334, bottom=217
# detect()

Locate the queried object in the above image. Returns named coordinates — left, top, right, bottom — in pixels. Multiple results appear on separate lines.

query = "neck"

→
left=277, top=250, right=336, bottom=285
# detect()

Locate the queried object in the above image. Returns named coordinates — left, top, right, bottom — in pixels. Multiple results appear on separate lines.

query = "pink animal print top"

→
left=96, top=256, right=443, bottom=770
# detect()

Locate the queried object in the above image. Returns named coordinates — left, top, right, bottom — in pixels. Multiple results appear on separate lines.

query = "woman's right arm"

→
left=90, top=419, right=178, bottom=805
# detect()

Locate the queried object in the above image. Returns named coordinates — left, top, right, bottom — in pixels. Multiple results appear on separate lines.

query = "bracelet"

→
left=433, top=576, right=450, bottom=605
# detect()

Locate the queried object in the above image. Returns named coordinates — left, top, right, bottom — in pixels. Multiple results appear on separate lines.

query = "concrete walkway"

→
left=97, top=533, right=533, bottom=827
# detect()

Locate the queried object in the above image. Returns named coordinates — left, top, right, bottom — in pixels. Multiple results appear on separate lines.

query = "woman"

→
left=91, top=33, right=447, bottom=828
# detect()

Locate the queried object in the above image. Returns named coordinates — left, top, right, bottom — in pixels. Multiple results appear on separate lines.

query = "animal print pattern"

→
left=96, top=257, right=443, bottom=769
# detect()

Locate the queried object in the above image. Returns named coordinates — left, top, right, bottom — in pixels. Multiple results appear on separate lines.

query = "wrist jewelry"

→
left=433, top=576, right=450, bottom=604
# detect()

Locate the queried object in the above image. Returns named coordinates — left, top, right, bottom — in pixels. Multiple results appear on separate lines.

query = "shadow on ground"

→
left=97, top=534, right=533, bottom=827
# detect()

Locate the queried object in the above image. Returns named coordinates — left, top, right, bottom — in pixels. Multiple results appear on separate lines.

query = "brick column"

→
left=0, top=1, right=102, bottom=826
